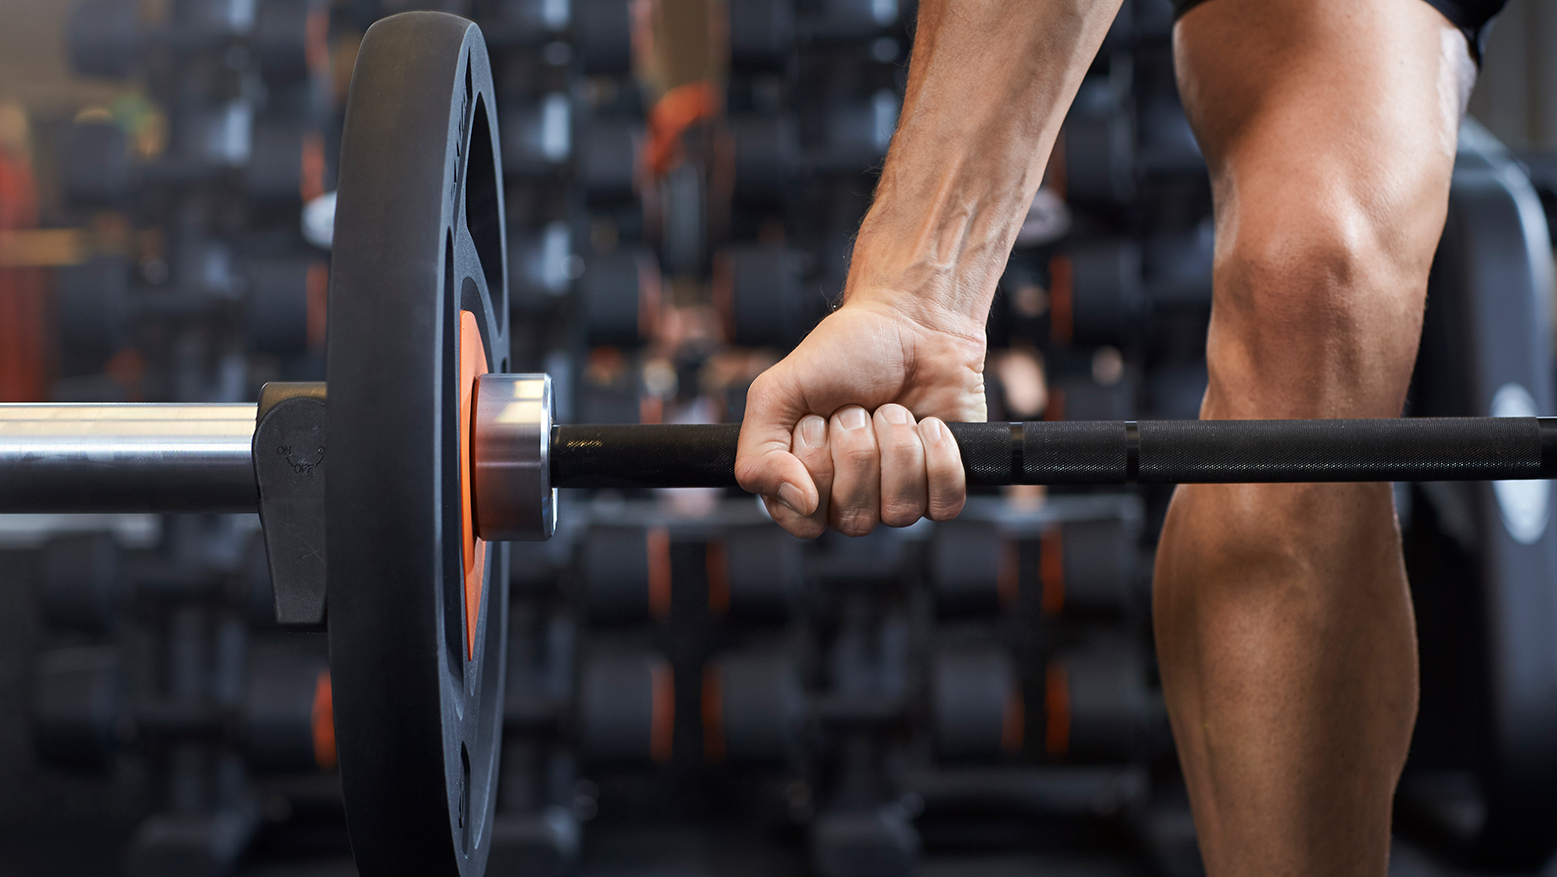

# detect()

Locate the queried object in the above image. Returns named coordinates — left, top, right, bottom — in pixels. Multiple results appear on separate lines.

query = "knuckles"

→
left=831, top=509, right=879, bottom=537
left=880, top=504, right=924, bottom=528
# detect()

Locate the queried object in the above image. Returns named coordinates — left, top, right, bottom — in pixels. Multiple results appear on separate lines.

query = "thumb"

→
left=735, top=375, right=819, bottom=516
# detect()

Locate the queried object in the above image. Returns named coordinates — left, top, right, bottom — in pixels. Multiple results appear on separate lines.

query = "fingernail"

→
left=838, top=407, right=869, bottom=430
left=776, top=482, right=807, bottom=515
left=880, top=405, right=911, bottom=425
left=923, top=418, right=945, bottom=441
left=800, top=415, right=826, bottom=448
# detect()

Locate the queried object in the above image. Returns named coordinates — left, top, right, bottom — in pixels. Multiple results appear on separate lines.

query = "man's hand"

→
left=735, top=299, right=987, bottom=538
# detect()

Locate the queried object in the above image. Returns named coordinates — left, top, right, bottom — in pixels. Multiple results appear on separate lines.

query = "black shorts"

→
left=1170, top=0, right=1508, bottom=65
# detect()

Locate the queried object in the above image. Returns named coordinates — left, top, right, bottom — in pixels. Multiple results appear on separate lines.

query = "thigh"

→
left=1174, top=0, right=1477, bottom=419
left=1175, top=0, right=1474, bottom=178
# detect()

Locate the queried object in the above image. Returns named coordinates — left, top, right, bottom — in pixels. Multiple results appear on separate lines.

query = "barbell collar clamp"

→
left=472, top=373, right=556, bottom=541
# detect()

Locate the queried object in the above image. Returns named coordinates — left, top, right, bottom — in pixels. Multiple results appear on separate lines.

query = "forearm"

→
left=845, top=0, right=1122, bottom=334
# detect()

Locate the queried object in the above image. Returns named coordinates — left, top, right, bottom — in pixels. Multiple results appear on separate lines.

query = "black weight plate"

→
left=327, top=13, right=509, bottom=877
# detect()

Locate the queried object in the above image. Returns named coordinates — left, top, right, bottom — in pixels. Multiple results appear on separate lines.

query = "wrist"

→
left=841, top=231, right=998, bottom=343
left=839, top=287, right=988, bottom=348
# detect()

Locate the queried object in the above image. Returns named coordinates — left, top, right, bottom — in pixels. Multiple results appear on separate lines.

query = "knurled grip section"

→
left=1136, top=417, right=1543, bottom=483
left=951, top=418, right=1545, bottom=484
left=553, top=423, right=743, bottom=488
left=548, top=418, right=1553, bottom=489
left=948, top=422, right=1128, bottom=485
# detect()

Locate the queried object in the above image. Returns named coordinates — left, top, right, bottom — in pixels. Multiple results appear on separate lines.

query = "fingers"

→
left=735, top=371, right=819, bottom=519
left=875, top=404, right=927, bottom=527
left=764, top=407, right=967, bottom=536
left=920, top=417, right=967, bottom=521
left=763, top=416, right=834, bottom=539
left=827, top=405, right=882, bottom=536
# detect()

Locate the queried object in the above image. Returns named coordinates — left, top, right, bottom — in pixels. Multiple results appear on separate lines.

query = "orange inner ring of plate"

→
left=458, top=310, right=488, bottom=662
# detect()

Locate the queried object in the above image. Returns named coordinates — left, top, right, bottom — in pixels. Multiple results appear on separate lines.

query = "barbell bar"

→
left=3, top=392, right=1553, bottom=518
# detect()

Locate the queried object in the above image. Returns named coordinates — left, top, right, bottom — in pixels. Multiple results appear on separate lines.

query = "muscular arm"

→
left=848, top=0, right=1121, bottom=329
left=735, top=0, right=1121, bottom=537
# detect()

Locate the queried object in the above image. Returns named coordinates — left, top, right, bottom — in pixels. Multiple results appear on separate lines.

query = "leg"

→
left=1156, top=1, right=1476, bottom=874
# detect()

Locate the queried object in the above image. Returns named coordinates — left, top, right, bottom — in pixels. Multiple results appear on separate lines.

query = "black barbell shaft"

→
left=550, top=417, right=1557, bottom=489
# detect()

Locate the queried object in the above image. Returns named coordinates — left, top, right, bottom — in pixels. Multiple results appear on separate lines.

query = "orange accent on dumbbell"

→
left=312, top=670, right=337, bottom=770
left=1049, top=255, right=1073, bottom=347
left=1045, top=662, right=1069, bottom=758
left=1001, top=685, right=1025, bottom=754
left=647, top=526, right=671, bottom=619
left=305, top=261, right=328, bottom=350
left=1040, top=527, right=1065, bottom=616
left=650, top=660, right=675, bottom=763
left=997, top=538, right=1020, bottom=610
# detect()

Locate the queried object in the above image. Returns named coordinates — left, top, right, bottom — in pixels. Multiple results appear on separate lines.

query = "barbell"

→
left=4, top=10, right=1556, bottom=877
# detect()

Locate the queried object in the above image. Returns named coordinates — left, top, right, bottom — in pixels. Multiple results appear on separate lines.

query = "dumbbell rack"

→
left=18, top=3, right=1557, bottom=877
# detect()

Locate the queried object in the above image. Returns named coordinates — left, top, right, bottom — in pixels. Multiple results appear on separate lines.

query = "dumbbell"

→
left=728, top=0, right=899, bottom=68
left=1042, top=639, right=1157, bottom=762
left=577, top=245, right=661, bottom=347
left=1040, top=229, right=1213, bottom=348
left=704, top=639, right=1017, bottom=770
left=68, top=0, right=302, bottom=80
left=246, top=256, right=330, bottom=355
left=59, top=120, right=134, bottom=209
left=808, top=91, right=901, bottom=174
left=503, top=93, right=572, bottom=178
left=712, top=243, right=824, bottom=348
left=805, top=0, right=904, bottom=41
left=1062, top=88, right=1207, bottom=207
left=53, top=248, right=252, bottom=369
left=577, top=115, right=641, bottom=203
left=59, top=98, right=270, bottom=202
left=578, top=649, right=674, bottom=764
left=577, top=526, right=672, bottom=623
left=574, top=0, right=633, bottom=75
left=482, top=0, right=572, bottom=47
left=928, top=516, right=1139, bottom=617
left=33, top=646, right=335, bottom=774
left=706, top=526, right=804, bottom=622
left=729, top=0, right=796, bottom=69
left=252, top=0, right=330, bottom=84
left=62, top=111, right=324, bottom=214
left=9, top=11, right=1557, bottom=876
left=1062, top=85, right=1136, bottom=208
left=1047, top=376, right=1136, bottom=422
left=509, top=631, right=673, bottom=768
left=40, top=531, right=277, bottom=634
left=245, top=115, right=332, bottom=211
left=728, top=0, right=902, bottom=65
left=703, top=648, right=806, bottom=766
left=729, top=114, right=802, bottom=205
left=509, top=222, right=576, bottom=306
left=55, top=252, right=325, bottom=365
left=931, top=647, right=1024, bottom=762
left=579, top=524, right=803, bottom=623
left=67, top=0, right=142, bottom=79
left=703, top=646, right=907, bottom=769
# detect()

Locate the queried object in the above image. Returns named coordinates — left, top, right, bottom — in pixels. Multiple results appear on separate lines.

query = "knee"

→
left=1206, top=184, right=1432, bottom=414
left=1219, top=196, right=1421, bottom=337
